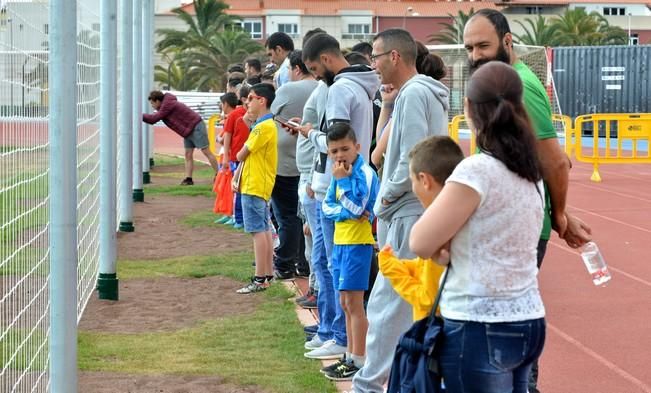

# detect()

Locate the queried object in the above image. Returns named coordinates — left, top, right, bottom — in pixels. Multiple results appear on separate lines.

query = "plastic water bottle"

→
left=270, top=221, right=280, bottom=249
left=580, top=241, right=611, bottom=286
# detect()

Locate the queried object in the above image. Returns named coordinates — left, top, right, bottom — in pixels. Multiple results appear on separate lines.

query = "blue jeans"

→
left=229, top=162, right=243, bottom=225
left=241, top=194, right=271, bottom=234
left=234, top=192, right=243, bottom=225
left=319, top=207, right=347, bottom=347
left=439, top=318, right=546, bottom=393
left=307, top=202, right=346, bottom=346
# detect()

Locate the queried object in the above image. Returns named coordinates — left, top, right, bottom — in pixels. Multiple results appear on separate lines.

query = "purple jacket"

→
left=142, top=93, right=202, bottom=137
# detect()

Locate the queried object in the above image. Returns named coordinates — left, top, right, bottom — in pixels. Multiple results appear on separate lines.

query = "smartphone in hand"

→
left=275, top=116, right=301, bottom=132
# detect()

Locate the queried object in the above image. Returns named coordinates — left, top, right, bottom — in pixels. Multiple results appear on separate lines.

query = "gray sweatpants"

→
left=352, top=215, right=418, bottom=393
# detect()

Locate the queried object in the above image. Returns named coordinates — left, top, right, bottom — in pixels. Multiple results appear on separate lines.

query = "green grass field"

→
left=76, top=155, right=337, bottom=392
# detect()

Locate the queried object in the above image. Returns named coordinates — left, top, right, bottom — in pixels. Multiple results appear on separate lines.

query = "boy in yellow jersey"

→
left=379, top=136, right=463, bottom=320
left=321, top=123, right=379, bottom=381
left=235, top=83, right=278, bottom=294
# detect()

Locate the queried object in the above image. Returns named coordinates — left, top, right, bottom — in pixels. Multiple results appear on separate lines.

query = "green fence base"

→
left=150, top=158, right=155, bottom=167
left=119, top=221, right=134, bottom=232
left=143, top=172, right=151, bottom=184
left=133, top=189, right=144, bottom=202
left=97, top=273, right=119, bottom=300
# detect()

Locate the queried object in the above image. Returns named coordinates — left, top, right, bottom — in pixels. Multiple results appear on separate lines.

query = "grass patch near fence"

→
left=144, top=184, right=214, bottom=197
left=117, top=253, right=252, bottom=282
left=144, top=154, right=215, bottom=197
left=0, top=328, right=48, bottom=372
left=151, top=154, right=184, bottom=167
left=79, top=251, right=337, bottom=393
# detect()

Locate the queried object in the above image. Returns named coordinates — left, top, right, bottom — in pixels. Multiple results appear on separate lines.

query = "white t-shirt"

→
left=440, top=153, right=546, bottom=323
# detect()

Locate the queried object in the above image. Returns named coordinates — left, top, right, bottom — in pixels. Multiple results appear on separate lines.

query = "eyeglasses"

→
left=370, top=51, right=393, bottom=63
left=247, top=94, right=264, bottom=101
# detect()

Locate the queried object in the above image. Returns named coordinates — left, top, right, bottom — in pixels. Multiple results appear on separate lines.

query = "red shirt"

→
left=224, top=106, right=249, bottom=161
left=223, top=106, right=246, bottom=135
left=142, top=93, right=201, bottom=137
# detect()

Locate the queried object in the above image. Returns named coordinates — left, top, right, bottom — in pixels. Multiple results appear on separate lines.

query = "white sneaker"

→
left=304, top=339, right=347, bottom=360
left=304, top=335, right=325, bottom=350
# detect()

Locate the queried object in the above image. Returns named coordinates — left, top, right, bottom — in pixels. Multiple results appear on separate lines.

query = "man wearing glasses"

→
left=352, top=29, right=450, bottom=393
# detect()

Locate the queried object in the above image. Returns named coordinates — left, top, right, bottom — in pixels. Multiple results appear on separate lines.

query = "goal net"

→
left=427, top=44, right=566, bottom=138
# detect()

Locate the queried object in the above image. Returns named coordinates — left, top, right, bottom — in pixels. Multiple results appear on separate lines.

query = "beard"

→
left=323, top=69, right=337, bottom=86
left=468, top=43, right=511, bottom=75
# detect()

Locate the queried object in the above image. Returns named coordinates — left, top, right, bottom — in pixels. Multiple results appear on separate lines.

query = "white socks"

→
left=351, top=353, right=366, bottom=368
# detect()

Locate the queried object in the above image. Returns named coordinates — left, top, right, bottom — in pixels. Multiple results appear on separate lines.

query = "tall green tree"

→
left=154, top=56, right=200, bottom=91
left=549, top=9, right=627, bottom=46
left=513, top=15, right=556, bottom=46
left=183, top=30, right=263, bottom=91
left=156, top=0, right=237, bottom=54
left=155, top=0, right=263, bottom=91
left=428, top=9, right=475, bottom=44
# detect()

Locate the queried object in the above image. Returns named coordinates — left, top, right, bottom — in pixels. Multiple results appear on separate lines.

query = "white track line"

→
left=548, top=241, right=651, bottom=289
left=568, top=205, right=651, bottom=234
left=547, top=323, right=651, bottom=393
left=571, top=182, right=651, bottom=204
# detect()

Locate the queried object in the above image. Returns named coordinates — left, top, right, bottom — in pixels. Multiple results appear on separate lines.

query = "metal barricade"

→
left=573, top=113, right=651, bottom=182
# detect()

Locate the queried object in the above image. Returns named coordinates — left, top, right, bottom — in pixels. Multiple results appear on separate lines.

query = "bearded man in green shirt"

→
left=463, top=9, right=592, bottom=393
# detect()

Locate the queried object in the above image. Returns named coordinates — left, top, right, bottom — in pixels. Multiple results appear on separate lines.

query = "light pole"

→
left=8, top=17, right=13, bottom=113
left=402, top=7, right=412, bottom=29
left=402, top=7, right=419, bottom=30
left=627, top=13, right=632, bottom=45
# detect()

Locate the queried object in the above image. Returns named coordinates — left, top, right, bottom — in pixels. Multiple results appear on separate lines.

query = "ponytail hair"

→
left=466, top=61, right=541, bottom=183
left=416, top=41, right=446, bottom=80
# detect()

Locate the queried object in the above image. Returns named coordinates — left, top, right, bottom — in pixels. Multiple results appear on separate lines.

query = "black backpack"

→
left=387, top=268, right=449, bottom=393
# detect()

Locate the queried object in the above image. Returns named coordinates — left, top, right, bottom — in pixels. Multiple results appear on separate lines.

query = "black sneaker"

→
left=323, top=360, right=359, bottom=381
left=296, top=269, right=310, bottom=278
left=273, top=270, right=295, bottom=280
left=304, top=324, right=318, bottom=334
left=320, top=356, right=347, bottom=374
left=180, top=177, right=194, bottom=186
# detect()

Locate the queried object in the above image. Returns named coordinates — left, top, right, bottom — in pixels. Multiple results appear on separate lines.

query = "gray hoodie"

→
left=298, top=81, right=328, bottom=185
left=374, top=74, right=450, bottom=221
left=309, top=65, right=381, bottom=199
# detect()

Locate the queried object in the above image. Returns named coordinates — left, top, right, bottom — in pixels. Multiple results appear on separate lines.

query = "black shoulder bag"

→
left=387, top=266, right=450, bottom=393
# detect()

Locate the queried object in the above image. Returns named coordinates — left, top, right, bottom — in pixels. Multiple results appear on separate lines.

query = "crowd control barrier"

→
left=573, top=113, right=651, bottom=182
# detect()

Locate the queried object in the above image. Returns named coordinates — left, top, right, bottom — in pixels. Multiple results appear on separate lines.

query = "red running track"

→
left=154, top=127, right=651, bottom=392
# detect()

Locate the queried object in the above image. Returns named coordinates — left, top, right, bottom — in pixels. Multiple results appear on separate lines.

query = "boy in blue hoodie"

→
left=321, top=123, right=379, bottom=381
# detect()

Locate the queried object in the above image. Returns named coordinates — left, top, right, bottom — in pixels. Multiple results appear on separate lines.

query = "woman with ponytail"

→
left=409, top=61, right=546, bottom=393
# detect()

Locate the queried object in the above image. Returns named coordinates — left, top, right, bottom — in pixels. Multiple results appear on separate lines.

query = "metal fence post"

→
left=98, top=0, right=119, bottom=300
left=49, top=0, right=78, bottom=390
left=118, top=0, right=134, bottom=232
left=142, top=0, right=153, bottom=184
left=132, top=0, right=144, bottom=202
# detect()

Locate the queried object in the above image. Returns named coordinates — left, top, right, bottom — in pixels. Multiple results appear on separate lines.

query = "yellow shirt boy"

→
left=240, top=114, right=277, bottom=201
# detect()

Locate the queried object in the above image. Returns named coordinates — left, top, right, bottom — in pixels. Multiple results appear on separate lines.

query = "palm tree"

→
left=156, top=0, right=238, bottom=54
left=154, top=58, right=200, bottom=91
left=550, top=9, right=627, bottom=46
left=155, top=0, right=262, bottom=91
left=594, top=14, right=628, bottom=45
left=428, top=9, right=475, bottom=44
left=183, top=30, right=263, bottom=91
left=513, top=16, right=556, bottom=46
